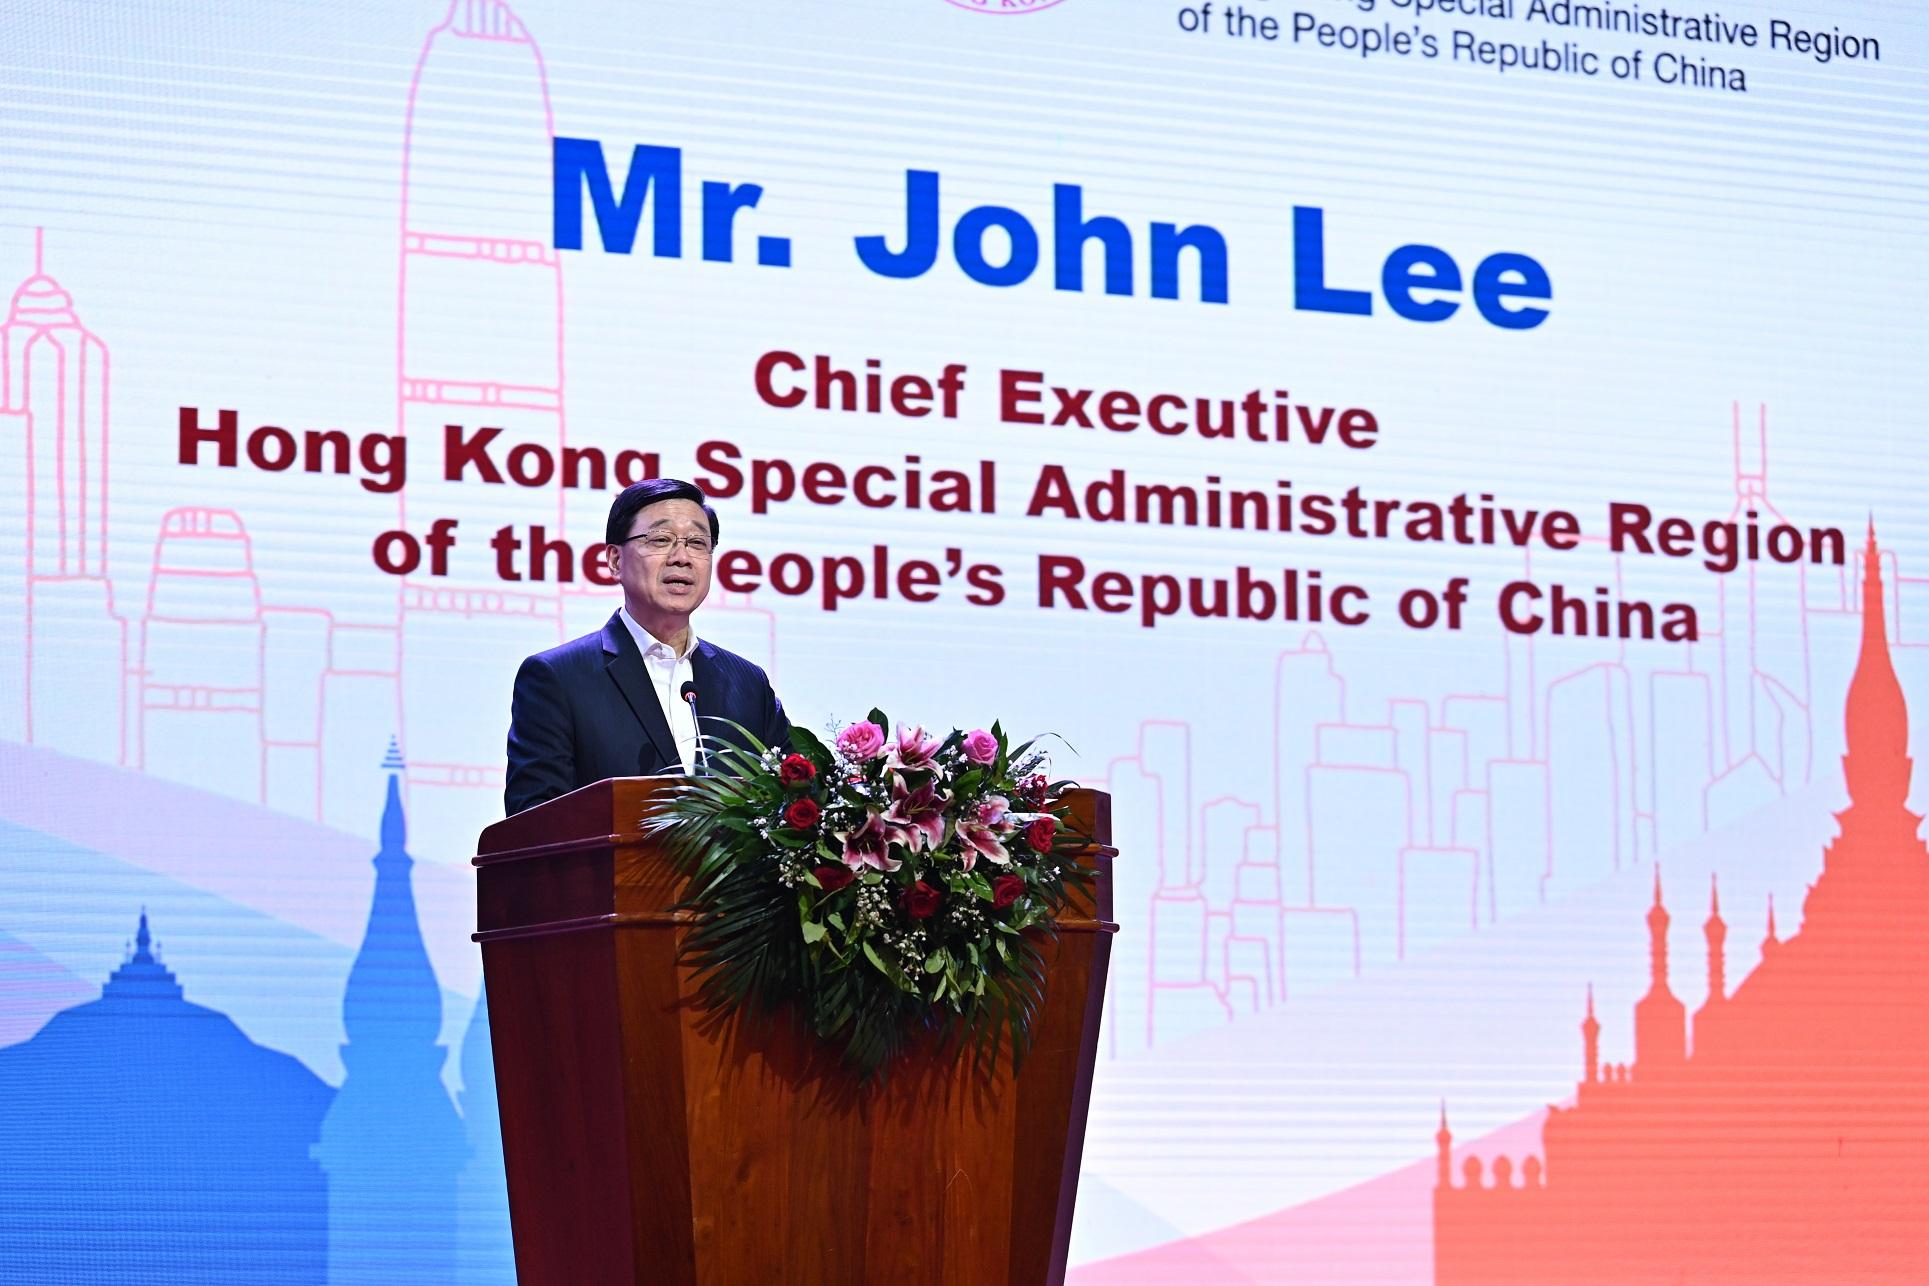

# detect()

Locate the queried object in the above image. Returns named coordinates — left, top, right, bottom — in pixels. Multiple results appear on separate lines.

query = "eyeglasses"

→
left=624, top=532, right=714, bottom=558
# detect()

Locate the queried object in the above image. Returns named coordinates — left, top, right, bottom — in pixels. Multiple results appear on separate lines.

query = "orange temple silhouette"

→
left=1434, top=525, right=1929, bottom=1284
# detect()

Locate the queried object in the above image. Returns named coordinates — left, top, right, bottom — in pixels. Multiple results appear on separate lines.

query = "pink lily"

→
left=976, top=795, right=1016, bottom=834
left=955, top=819, right=1009, bottom=872
left=837, top=812, right=900, bottom=873
left=884, top=774, right=947, bottom=853
left=884, top=723, right=943, bottom=773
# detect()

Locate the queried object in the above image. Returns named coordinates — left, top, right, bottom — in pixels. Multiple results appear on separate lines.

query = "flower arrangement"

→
left=647, top=710, right=1088, bottom=1077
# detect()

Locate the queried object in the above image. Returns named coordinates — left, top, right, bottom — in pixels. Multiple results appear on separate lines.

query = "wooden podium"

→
left=474, top=778, right=1116, bottom=1285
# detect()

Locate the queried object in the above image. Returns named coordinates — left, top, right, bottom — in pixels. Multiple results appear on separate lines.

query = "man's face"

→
left=610, top=498, right=713, bottom=625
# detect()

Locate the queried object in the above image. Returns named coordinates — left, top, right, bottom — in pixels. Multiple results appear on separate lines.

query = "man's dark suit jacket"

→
left=503, top=611, right=790, bottom=816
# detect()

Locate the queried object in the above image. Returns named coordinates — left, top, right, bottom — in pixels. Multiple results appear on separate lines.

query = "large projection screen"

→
left=2, top=1, right=1925, bottom=1281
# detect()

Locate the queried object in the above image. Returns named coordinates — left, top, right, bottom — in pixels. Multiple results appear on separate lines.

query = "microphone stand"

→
left=679, top=681, right=710, bottom=775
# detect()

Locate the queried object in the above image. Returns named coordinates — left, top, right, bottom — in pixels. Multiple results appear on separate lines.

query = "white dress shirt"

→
left=618, top=607, right=699, bottom=773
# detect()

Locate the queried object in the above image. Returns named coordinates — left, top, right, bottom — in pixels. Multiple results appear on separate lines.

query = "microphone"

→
left=678, top=680, right=709, bottom=775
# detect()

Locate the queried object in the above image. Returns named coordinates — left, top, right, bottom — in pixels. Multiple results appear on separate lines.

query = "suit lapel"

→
left=601, top=613, right=680, bottom=771
left=689, top=642, right=726, bottom=750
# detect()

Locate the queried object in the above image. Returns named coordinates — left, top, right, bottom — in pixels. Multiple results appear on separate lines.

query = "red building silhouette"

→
left=1435, top=525, right=1929, bottom=1284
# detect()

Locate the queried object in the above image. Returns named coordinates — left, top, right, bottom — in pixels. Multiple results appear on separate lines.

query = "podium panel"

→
left=475, top=779, right=1116, bottom=1285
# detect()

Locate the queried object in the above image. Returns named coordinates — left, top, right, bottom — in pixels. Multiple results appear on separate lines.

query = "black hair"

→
left=605, top=478, right=720, bottom=547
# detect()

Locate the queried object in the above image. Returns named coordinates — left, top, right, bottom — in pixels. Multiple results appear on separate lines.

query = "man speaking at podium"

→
left=503, top=478, right=790, bottom=816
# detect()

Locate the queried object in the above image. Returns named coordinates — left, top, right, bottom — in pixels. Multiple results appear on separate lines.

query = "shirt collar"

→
left=619, top=606, right=698, bottom=663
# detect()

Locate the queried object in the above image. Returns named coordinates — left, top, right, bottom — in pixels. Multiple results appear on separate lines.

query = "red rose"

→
left=1025, top=816, right=1057, bottom=851
left=783, top=797, right=822, bottom=830
left=812, top=864, right=855, bottom=892
left=899, top=880, right=941, bottom=920
left=779, top=754, right=817, bottom=788
left=992, top=873, right=1026, bottom=908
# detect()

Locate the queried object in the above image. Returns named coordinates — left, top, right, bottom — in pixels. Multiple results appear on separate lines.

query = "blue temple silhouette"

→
left=0, top=906, right=333, bottom=1282
left=458, top=988, right=516, bottom=1285
left=0, top=741, right=514, bottom=1284
left=315, top=738, right=469, bottom=1283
